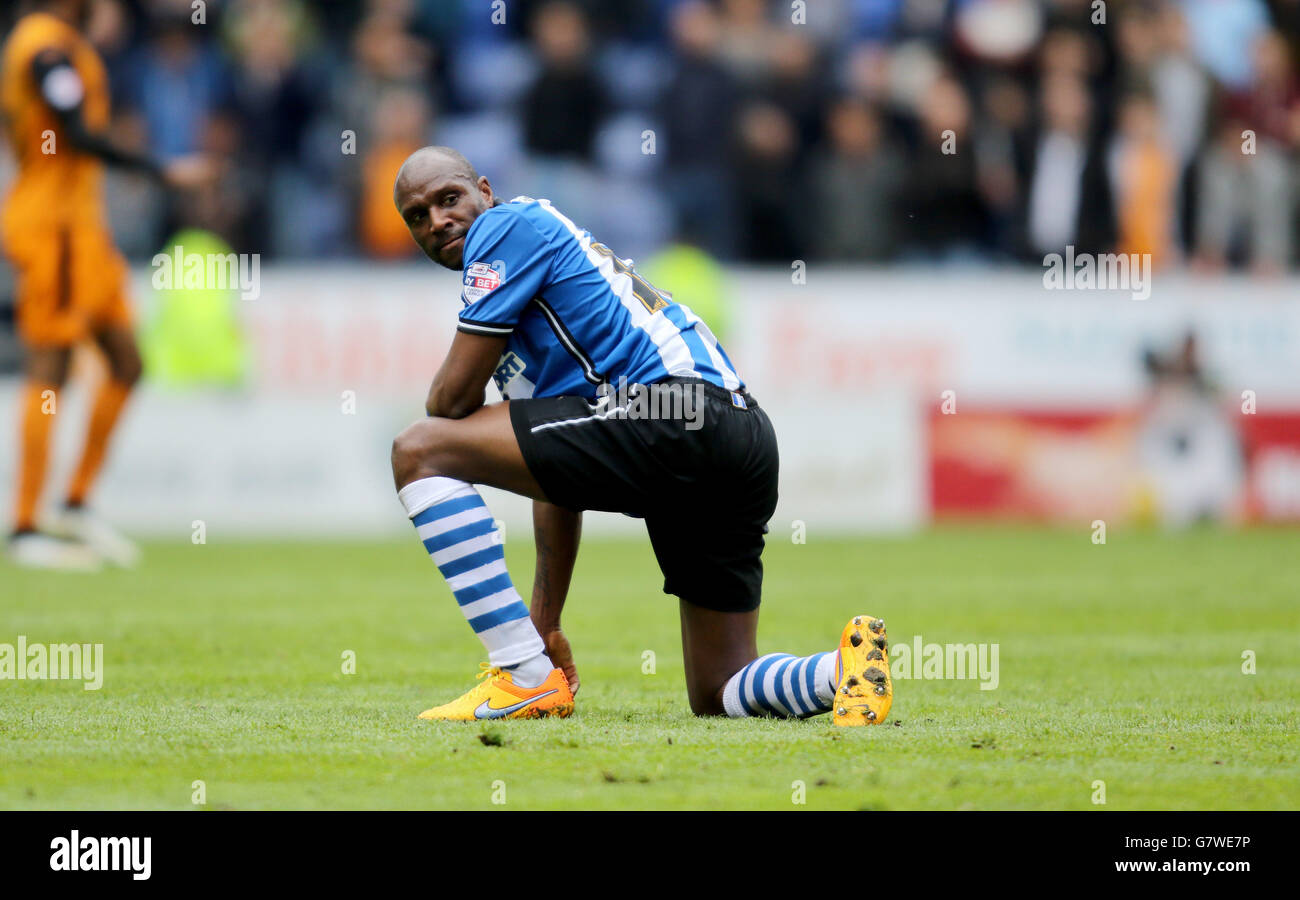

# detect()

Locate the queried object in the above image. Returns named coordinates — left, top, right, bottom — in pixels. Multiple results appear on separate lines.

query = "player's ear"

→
left=477, top=175, right=493, bottom=206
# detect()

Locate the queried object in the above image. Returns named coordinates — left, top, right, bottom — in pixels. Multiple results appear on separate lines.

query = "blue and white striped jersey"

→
left=456, top=196, right=743, bottom=401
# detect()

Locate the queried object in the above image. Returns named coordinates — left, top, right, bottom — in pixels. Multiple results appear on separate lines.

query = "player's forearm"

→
left=424, top=364, right=486, bottom=418
left=424, top=332, right=506, bottom=419
left=60, top=119, right=163, bottom=178
left=424, top=382, right=483, bottom=419
left=529, top=500, right=581, bottom=630
left=30, top=53, right=163, bottom=179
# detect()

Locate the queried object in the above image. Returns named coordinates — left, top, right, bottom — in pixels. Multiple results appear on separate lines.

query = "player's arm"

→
left=530, top=500, right=582, bottom=694
left=425, top=330, right=507, bottom=419
left=31, top=49, right=211, bottom=188
left=448, top=209, right=552, bottom=414
left=429, top=207, right=551, bottom=411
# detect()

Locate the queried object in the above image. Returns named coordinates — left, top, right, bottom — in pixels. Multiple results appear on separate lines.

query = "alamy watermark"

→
left=0, top=635, right=103, bottom=690
left=151, top=245, right=261, bottom=300
left=50, top=831, right=150, bottom=880
left=592, top=375, right=706, bottom=431
left=890, top=634, right=999, bottom=690
left=1042, top=245, right=1151, bottom=300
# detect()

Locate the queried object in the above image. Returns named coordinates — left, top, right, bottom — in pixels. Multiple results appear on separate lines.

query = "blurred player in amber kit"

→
left=2, top=0, right=212, bottom=569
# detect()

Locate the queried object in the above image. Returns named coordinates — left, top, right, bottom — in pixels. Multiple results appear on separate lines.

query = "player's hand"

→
left=541, top=627, right=579, bottom=696
left=162, top=154, right=219, bottom=191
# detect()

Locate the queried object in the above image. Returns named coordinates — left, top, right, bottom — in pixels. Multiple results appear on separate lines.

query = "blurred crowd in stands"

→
left=3, top=0, right=1299, bottom=272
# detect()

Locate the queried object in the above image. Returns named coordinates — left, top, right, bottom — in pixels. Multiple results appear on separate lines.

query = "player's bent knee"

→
left=113, top=357, right=143, bottom=388
left=391, top=421, right=435, bottom=488
left=686, top=676, right=729, bottom=717
left=391, top=418, right=458, bottom=489
left=690, top=697, right=726, bottom=717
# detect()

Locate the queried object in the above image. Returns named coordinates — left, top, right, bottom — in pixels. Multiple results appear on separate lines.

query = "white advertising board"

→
left=0, top=267, right=1294, bottom=536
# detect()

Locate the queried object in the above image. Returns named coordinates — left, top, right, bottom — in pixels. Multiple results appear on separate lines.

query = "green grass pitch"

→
left=2, top=527, right=1297, bottom=810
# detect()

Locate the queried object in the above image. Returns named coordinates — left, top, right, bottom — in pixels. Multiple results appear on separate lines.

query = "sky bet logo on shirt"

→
left=463, top=260, right=504, bottom=304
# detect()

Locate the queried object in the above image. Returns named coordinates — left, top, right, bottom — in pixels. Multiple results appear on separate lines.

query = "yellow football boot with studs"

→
left=831, top=615, right=892, bottom=726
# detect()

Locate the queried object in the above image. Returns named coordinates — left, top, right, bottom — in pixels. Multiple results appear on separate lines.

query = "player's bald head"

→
left=393, top=146, right=479, bottom=202
left=393, top=146, right=496, bottom=270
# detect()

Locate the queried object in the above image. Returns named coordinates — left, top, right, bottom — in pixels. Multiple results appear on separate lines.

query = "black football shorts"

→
left=509, top=377, right=779, bottom=613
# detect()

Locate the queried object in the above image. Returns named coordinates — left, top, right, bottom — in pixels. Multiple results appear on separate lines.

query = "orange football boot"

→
left=419, top=663, right=575, bottom=721
left=831, top=615, right=893, bottom=726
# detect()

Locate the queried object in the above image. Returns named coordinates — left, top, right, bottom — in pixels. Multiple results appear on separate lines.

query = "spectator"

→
left=224, top=0, right=321, bottom=169
left=336, top=6, right=434, bottom=134
left=902, top=74, right=992, bottom=259
left=976, top=76, right=1033, bottom=258
left=1152, top=5, right=1212, bottom=252
left=359, top=87, right=433, bottom=259
left=1025, top=74, right=1113, bottom=257
left=716, top=0, right=782, bottom=85
left=731, top=101, right=804, bottom=261
left=1, top=0, right=1292, bottom=270
left=224, top=0, right=323, bottom=254
left=1109, top=91, right=1178, bottom=266
left=658, top=1, right=739, bottom=258
left=762, top=30, right=827, bottom=161
left=811, top=97, right=904, bottom=261
left=520, top=2, right=607, bottom=162
left=127, top=6, right=233, bottom=160
left=1195, top=30, right=1299, bottom=273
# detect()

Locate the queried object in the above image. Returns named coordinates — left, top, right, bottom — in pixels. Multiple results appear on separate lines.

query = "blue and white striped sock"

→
left=721, top=651, right=837, bottom=718
left=398, top=476, right=546, bottom=671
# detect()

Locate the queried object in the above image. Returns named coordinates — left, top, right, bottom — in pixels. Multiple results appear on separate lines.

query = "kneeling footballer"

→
left=389, top=146, right=892, bottom=725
